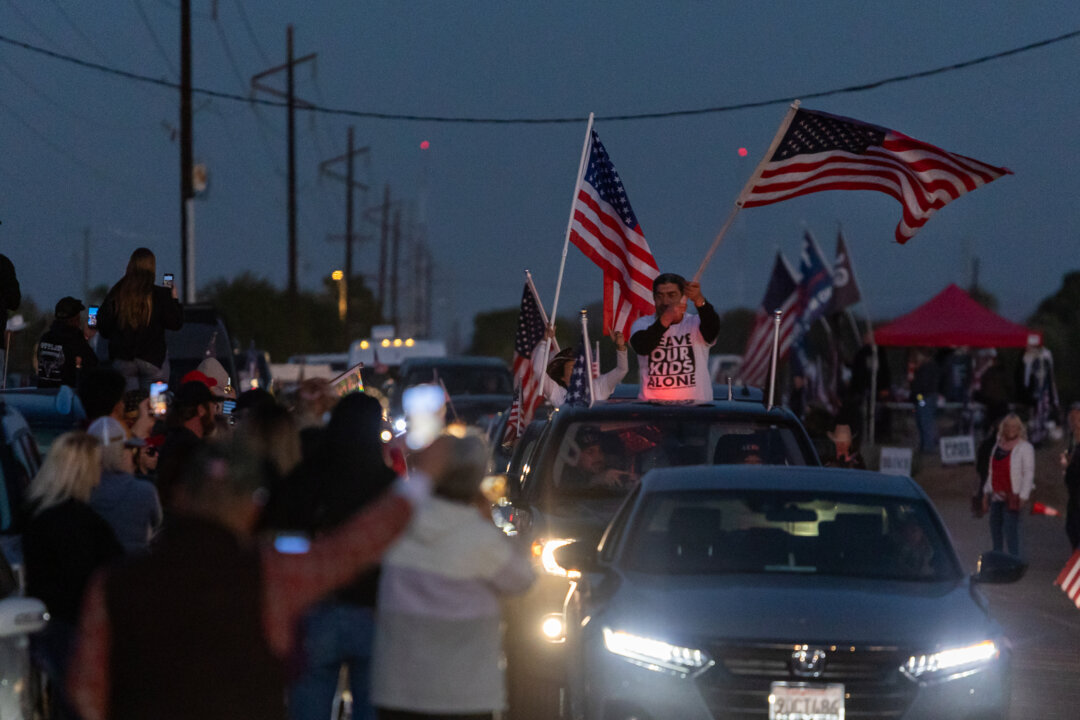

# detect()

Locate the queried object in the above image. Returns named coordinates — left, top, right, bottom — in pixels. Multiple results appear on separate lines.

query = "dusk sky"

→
left=2, top=2, right=1078, bottom=349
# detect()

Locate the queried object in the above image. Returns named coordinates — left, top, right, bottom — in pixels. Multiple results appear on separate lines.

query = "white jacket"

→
left=531, top=338, right=628, bottom=407
left=983, top=439, right=1035, bottom=501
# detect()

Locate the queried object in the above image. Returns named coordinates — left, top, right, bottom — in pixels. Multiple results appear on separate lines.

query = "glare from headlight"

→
left=531, top=538, right=579, bottom=578
left=541, top=614, right=565, bottom=642
left=603, top=627, right=712, bottom=676
left=380, top=430, right=393, bottom=443
left=393, top=418, right=407, bottom=433
left=902, top=640, right=1000, bottom=680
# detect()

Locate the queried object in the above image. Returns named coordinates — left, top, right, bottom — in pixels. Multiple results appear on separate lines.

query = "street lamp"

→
left=331, top=270, right=346, bottom=322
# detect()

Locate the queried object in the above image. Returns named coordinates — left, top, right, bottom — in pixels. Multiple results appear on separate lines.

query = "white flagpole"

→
left=581, top=309, right=595, bottom=407
left=694, top=100, right=802, bottom=282
left=550, top=113, right=595, bottom=327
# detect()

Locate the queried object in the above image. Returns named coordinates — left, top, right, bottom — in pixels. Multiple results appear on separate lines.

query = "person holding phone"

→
left=97, top=248, right=183, bottom=391
left=36, top=296, right=98, bottom=388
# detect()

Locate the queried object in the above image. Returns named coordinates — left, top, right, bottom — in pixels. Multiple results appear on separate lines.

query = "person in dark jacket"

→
left=37, top=296, right=98, bottom=388
left=1062, top=403, right=1080, bottom=550
left=157, top=381, right=217, bottom=512
left=267, top=392, right=398, bottom=720
left=23, top=431, right=123, bottom=720
left=911, top=349, right=941, bottom=453
left=97, top=247, right=183, bottom=391
left=0, top=253, right=20, bottom=330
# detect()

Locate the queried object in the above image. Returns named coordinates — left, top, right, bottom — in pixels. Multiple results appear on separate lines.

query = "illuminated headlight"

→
left=603, top=627, right=713, bottom=677
left=902, top=640, right=1000, bottom=681
left=380, top=430, right=393, bottom=443
left=541, top=613, right=565, bottom=642
left=393, top=418, right=407, bottom=433
left=531, top=538, right=579, bottom=578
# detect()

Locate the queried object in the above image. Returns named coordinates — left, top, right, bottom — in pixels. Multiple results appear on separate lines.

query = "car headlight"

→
left=531, top=538, right=579, bottom=578
left=602, top=627, right=713, bottom=677
left=901, top=640, right=1000, bottom=681
left=393, top=418, right=407, bottom=433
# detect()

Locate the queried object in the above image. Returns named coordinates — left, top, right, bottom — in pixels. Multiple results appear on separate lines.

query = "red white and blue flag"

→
left=1055, top=550, right=1080, bottom=609
left=741, top=252, right=801, bottom=387
left=740, top=107, right=1012, bottom=244
left=570, top=130, right=659, bottom=337
left=503, top=279, right=549, bottom=444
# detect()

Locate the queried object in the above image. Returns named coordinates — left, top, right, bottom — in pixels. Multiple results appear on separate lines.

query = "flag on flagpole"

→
left=830, top=229, right=862, bottom=313
left=796, top=231, right=835, bottom=332
left=740, top=107, right=1012, bottom=244
left=570, top=129, right=659, bottom=338
left=1054, top=550, right=1080, bottom=608
left=503, top=277, right=549, bottom=444
left=564, top=320, right=595, bottom=408
left=741, top=253, right=801, bottom=387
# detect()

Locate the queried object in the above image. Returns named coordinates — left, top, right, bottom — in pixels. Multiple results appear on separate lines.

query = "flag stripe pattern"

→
left=741, top=253, right=801, bottom=387
left=741, top=108, right=1012, bottom=244
left=1054, top=550, right=1080, bottom=609
left=503, top=281, right=547, bottom=444
left=570, top=130, right=659, bottom=336
left=564, top=331, right=592, bottom=408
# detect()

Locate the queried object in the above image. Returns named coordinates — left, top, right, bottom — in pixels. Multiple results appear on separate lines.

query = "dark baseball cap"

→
left=54, top=296, right=86, bottom=320
left=174, top=380, right=214, bottom=408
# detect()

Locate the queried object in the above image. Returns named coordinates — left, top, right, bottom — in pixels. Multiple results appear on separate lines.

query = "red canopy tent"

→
left=874, top=284, right=1039, bottom=348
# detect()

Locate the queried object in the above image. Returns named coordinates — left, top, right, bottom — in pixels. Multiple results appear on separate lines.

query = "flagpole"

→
left=525, top=269, right=558, bottom=418
left=693, top=100, right=801, bottom=283
left=550, top=113, right=595, bottom=327
left=581, top=309, right=595, bottom=407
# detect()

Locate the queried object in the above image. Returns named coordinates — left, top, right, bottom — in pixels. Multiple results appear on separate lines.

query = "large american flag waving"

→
left=741, top=107, right=1012, bottom=244
left=570, top=130, right=659, bottom=336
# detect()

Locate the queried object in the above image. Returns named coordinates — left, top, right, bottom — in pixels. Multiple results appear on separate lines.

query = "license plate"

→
left=768, top=682, right=844, bottom=720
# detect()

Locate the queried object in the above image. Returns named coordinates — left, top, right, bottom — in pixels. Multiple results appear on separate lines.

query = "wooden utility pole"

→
left=318, top=126, right=369, bottom=321
left=251, top=25, right=315, bottom=296
left=179, top=0, right=194, bottom=301
left=390, top=207, right=402, bottom=327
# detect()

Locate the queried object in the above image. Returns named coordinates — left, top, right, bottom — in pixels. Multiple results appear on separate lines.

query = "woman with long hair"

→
left=23, top=431, right=123, bottom=719
left=98, top=247, right=183, bottom=391
left=981, top=413, right=1036, bottom=557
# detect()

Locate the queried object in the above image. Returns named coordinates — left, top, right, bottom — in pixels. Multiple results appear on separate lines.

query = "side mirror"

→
left=0, top=597, right=48, bottom=638
left=552, top=540, right=600, bottom=576
left=971, top=551, right=1027, bottom=584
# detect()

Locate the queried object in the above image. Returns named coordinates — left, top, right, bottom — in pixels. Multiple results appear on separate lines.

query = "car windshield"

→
left=401, top=366, right=512, bottom=396
left=621, top=490, right=959, bottom=581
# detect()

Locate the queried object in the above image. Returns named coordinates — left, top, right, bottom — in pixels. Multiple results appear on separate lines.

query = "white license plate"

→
left=768, top=682, right=844, bottom=720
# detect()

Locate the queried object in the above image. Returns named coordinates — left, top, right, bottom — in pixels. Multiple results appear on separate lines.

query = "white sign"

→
left=879, top=447, right=913, bottom=476
left=940, top=435, right=976, bottom=465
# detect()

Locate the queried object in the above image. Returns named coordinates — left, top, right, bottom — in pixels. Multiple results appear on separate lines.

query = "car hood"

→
left=447, top=394, right=512, bottom=423
left=603, top=573, right=995, bottom=649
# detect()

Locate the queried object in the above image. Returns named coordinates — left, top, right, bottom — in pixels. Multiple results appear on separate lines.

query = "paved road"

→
left=917, top=446, right=1080, bottom=720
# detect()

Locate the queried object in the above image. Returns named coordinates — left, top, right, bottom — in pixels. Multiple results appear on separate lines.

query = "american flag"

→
left=564, top=335, right=593, bottom=408
left=741, top=253, right=801, bottom=387
left=502, top=279, right=549, bottom=444
left=1055, top=550, right=1080, bottom=609
left=570, top=129, right=659, bottom=337
left=741, top=107, right=1012, bottom=244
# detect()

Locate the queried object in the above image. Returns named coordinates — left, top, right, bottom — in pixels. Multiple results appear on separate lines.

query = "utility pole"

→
left=378, top=185, right=390, bottom=315
left=251, top=25, right=315, bottom=296
left=390, top=207, right=401, bottom=327
left=179, top=0, right=194, bottom=302
left=318, top=126, right=369, bottom=322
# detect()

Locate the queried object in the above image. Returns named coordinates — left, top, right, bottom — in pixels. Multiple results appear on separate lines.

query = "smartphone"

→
left=273, top=533, right=311, bottom=555
left=402, top=384, right=446, bottom=450
left=150, top=382, right=169, bottom=417
left=87, top=305, right=99, bottom=328
left=222, top=399, right=236, bottom=416
left=163, top=273, right=174, bottom=289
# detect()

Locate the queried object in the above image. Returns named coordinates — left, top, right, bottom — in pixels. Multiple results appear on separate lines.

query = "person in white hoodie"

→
left=532, top=328, right=628, bottom=408
left=982, top=413, right=1035, bottom=558
left=371, top=434, right=534, bottom=720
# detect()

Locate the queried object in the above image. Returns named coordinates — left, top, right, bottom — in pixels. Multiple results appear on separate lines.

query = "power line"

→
left=4, top=0, right=67, bottom=51
left=131, top=0, right=179, bottom=78
left=233, top=0, right=270, bottom=66
left=1, top=28, right=1078, bottom=124
left=48, top=0, right=113, bottom=65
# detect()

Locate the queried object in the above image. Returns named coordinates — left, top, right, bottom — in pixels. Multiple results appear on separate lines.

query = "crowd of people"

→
left=0, top=248, right=535, bottom=720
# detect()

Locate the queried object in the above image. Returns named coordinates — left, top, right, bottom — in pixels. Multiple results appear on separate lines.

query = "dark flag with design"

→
left=564, top=322, right=593, bottom=408
left=796, top=231, right=834, bottom=333
left=741, top=107, right=1012, bottom=244
left=830, top=229, right=862, bottom=313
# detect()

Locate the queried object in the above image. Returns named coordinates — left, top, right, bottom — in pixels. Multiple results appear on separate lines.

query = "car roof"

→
left=551, top=398, right=800, bottom=423
left=399, top=356, right=509, bottom=370
left=639, top=464, right=925, bottom=500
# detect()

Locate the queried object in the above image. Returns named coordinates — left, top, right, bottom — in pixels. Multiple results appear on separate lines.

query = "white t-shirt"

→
left=631, top=313, right=715, bottom=402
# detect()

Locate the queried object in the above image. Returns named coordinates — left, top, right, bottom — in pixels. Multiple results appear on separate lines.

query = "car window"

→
left=402, top=366, right=512, bottom=396
left=621, top=490, right=960, bottom=582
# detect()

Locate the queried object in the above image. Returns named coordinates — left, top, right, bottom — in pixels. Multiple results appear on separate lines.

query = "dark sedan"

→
left=558, top=465, right=1023, bottom=720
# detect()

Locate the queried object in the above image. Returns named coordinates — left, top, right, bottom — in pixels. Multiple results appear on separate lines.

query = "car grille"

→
left=696, top=642, right=917, bottom=719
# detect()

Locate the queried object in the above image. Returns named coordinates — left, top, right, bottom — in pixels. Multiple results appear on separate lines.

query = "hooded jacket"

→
left=371, top=495, right=534, bottom=714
